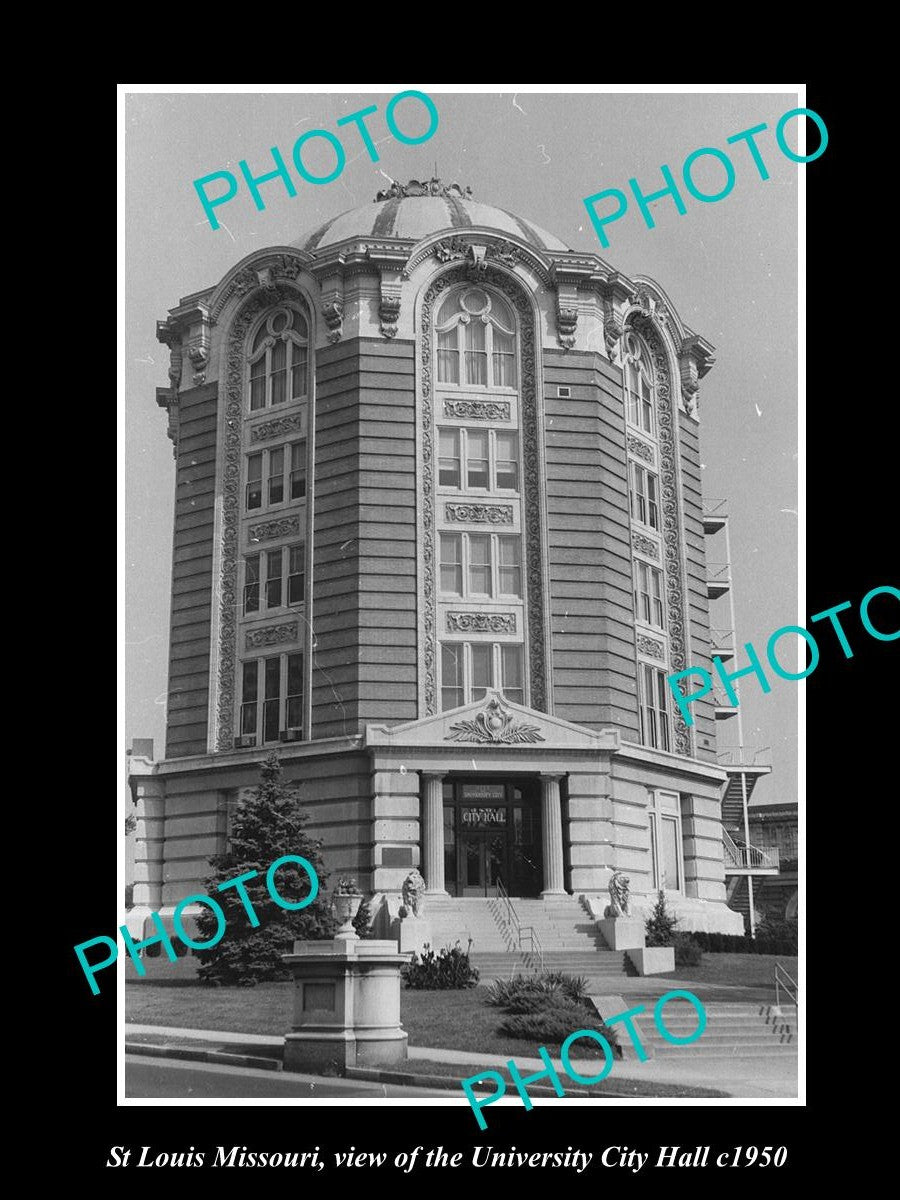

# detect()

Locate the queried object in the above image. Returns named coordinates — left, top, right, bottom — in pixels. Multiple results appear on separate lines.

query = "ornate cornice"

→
left=404, top=232, right=553, bottom=286
left=209, top=252, right=311, bottom=321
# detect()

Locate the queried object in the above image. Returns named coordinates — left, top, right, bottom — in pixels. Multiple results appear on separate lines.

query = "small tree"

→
left=194, top=752, right=336, bottom=984
left=645, top=888, right=679, bottom=947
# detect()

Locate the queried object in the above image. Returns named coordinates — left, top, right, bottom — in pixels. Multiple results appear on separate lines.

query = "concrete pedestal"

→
left=627, top=946, right=676, bottom=975
left=597, top=917, right=645, bottom=950
left=396, top=916, right=432, bottom=956
left=282, top=938, right=409, bottom=1073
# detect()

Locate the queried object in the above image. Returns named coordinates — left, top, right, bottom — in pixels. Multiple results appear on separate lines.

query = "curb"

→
left=126, top=1042, right=282, bottom=1072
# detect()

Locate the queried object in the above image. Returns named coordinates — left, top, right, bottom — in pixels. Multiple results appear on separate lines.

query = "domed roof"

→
left=293, top=181, right=570, bottom=255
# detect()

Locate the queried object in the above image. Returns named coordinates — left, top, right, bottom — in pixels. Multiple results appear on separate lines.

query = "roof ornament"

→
left=375, top=178, right=474, bottom=202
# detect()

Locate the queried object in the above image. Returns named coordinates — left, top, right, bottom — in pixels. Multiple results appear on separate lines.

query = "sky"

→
left=123, top=86, right=800, bottom=808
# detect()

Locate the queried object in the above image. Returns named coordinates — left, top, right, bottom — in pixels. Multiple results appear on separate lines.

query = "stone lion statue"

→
left=400, top=868, right=426, bottom=918
left=604, top=870, right=631, bottom=918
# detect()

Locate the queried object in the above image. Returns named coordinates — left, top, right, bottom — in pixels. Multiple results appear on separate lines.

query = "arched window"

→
left=623, top=330, right=654, bottom=435
left=436, top=287, right=517, bottom=388
left=248, top=306, right=309, bottom=411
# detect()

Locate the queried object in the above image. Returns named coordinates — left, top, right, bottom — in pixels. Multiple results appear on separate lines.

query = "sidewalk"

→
left=125, top=1022, right=798, bottom=1100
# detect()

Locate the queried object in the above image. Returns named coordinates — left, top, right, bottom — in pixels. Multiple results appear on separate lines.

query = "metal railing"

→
left=717, top=747, right=773, bottom=767
left=723, top=829, right=780, bottom=870
left=774, top=962, right=798, bottom=1011
left=496, top=877, right=544, bottom=972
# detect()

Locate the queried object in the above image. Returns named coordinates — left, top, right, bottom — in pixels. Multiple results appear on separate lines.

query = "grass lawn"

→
left=662, top=953, right=798, bottom=991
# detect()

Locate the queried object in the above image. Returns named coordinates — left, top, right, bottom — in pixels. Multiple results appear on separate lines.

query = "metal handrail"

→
left=717, top=747, right=773, bottom=767
left=723, top=829, right=780, bottom=870
left=774, top=962, right=798, bottom=1010
left=495, top=878, right=544, bottom=972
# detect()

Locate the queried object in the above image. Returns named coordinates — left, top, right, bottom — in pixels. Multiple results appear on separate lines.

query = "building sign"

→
left=461, top=784, right=505, bottom=801
left=461, top=808, right=507, bottom=828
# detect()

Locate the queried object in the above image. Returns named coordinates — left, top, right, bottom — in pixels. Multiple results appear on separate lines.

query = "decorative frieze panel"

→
left=421, top=265, right=547, bottom=715
left=631, top=314, right=691, bottom=756
left=636, top=634, right=665, bottom=661
left=443, top=399, right=511, bottom=422
left=245, top=621, right=299, bottom=650
left=627, top=434, right=654, bottom=464
left=446, top=698, right=544, bottom=744
left=248, top=514, right=301, bottom=543
left=444, top=503, right=514, bottom=525
left=633, top=532, right=659, bottom=560
left=250, top=414, right=304, bottom=443
left=447, top=612, right=516, bottom=634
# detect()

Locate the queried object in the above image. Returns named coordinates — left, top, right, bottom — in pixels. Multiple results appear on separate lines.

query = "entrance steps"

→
left=635, top=1000, right=798, bottom=1058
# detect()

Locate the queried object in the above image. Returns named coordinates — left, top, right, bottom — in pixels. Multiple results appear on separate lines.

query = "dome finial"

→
left=374, top=178, right=474, bottom=203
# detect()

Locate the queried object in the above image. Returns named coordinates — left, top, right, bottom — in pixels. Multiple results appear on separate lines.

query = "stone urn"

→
left=332, top=879, right=364, bottom=941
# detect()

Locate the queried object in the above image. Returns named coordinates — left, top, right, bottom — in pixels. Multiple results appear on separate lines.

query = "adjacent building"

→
left=128, top=180, right=759, bottom=943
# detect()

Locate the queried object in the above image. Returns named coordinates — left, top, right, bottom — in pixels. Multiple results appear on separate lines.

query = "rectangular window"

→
left=437, top=327, right=459, bottom=384
left=630, top=463, right=660, bottom=531
left=492, top=328, right=516, bottom=387
left=495, top=431, right=518, bottom=491
left=285, top=652, right=303, bottom=730
left=634, top=560, right=665, bottom=629
left=263, top=656, right=280, bottom=743
left=470, top=643, right=492, bottom=701
left=501, top=644, right=524, bottom=704
left=265, top=549, right=283, bottom=609
left=468, top=534, right=492, bottom=596
left=289, top=441, right=306, bottom=500
left=439, top=533, right=463, bottom=596
left=249, top=357, right=266, bottom=412
left=639, top=664, right=671, bottom=751
left=268, top=447, right=285, bottom=505
left=464, top=318, right=488, bottom=385
left=240, top=661, right=257, bottom=734
left=498, top=536, right=522, bottom=597
left=287, top=543, right=305, bottom=606
left=246, top=453, right=263, bottom=510
left=439, top=428, right=461, bottom=488
left=640, top=374, right=653, bottom=433
left=466, top=429, right=489, bottom=489
left=270, top=339, right=287, bottom=406
left=243, top=555, right=260, bottom=614
left=441, top=643, right=464, bottom=710
left=290, top=343, right=308, bottom=400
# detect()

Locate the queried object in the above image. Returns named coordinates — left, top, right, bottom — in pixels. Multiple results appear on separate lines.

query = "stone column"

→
left=131, top=774, right=165, bottom=910
left=540, top=774, right=567, bottom=897
left=421, top=772, right=448, bottom=896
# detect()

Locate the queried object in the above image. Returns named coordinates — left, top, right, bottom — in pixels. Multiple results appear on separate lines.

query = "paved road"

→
left=125, top=1054, right=452, bottom=1099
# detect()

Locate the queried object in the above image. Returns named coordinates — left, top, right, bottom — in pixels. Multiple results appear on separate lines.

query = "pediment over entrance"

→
left=365, top=691, right=619, bottom=750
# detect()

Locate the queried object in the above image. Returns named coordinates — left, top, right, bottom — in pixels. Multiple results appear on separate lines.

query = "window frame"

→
left=436, top=427, right=521, bottom=495
left=238, top=651, right=306, bottom=745
left=634, top=558, right=666, bottom=631
left=623, top=331, right=655, bottom=436
left=435, top=288, right=518, bottom=391
left=242, top=542, right=305, bottom=615
left=438, top=531, right=523, bottom=600
left=244, top=441, right=307, bottom=515
left=629, top=461, right=660, bottom=531
left=247, top=306, right=310, bottom=412
left=638, top=661, right=672, bottom=752
left=439, top=641, right=526, bottom=710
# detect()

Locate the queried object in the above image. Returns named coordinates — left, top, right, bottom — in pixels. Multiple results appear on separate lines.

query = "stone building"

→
left=128, top=179, right=751, bottom=944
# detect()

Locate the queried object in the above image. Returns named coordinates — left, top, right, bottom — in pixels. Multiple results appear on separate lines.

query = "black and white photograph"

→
left=109, top=83, right=858, bottom=1164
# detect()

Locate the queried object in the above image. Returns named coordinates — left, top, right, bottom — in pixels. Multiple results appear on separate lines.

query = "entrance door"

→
left=459, top=833, right=506, bottom=897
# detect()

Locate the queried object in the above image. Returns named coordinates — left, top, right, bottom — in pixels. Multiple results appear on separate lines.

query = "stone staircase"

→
left=634, top=999, right=798, bottom=1058
left=425, top=895, right=632, bottom=981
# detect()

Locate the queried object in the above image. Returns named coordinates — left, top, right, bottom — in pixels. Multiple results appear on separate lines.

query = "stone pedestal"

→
left=626, top=946, right=676, bottom=975
left=282, top=938, right=409, bottom=1073
left=396, top=915, right=432, bottom=956
left=597, top=917, right=646, bottom=951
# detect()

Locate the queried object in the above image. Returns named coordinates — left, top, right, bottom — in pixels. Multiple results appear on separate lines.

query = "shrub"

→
left=484, top=972, right=589, bottom=1009
left=645, top=889, right=678, bottom=947
left=352, top=897, right=374, bottom=939
left=688, top=929, right=798, bottom=955
left=673, top=932, right=703, bottom=967
left=498, top=997, right=620, bottom=1054
left=401, top=941, right=480, bottom=990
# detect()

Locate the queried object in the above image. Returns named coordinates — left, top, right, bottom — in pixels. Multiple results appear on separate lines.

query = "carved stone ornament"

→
left=447, top=612, right=516, bottom=634
left=233, top=267, right=259, bottom=297
left=421, top=265, right=547, bottom=715
left=245, top=621, right=299, bottom=649
left=380, top=294, right=401, bottom=339
left=627, top=434, right=654, bottom=464
left=443, top=399, right=510, bottom=422
left=322, top=299, right=343, bottom=344
left=375, top=178, right=473, bottom=202
left=248, top=514, right=301, bottom=543
left=433, top=237, right=467, bottom=264
left=445, top=503, right=513, bottom=525
left=187, top=343, right=209, bottom=385
left=272, top=254, right=302, bottom=280
left=636, top=633, right=664, bottom=660
left=631, top=315, right=691, bottom=756
left=605, top=870, right=631, bottom=918
left=400, top=869, right=427, bottom=917
left=251, top=414, right=303, bottom=443
left=557, top=305, right=578, bottom=350
left=633, top=532, right=659, bottom=560
left=446, top=697, right=544, bottom=744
